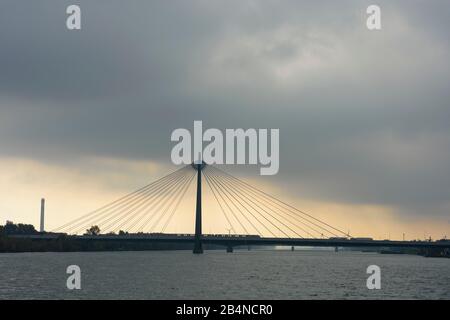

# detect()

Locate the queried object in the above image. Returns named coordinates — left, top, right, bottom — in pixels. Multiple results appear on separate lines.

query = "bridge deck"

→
left=10, top=234, right=450, bottom=249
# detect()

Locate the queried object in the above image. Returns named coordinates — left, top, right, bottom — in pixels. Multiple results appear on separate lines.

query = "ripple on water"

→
left=0, top=250, right=448, bottom=299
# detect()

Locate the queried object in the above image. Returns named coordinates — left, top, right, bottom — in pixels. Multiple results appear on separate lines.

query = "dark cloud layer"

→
left=1, top=1, right=450, bottom=219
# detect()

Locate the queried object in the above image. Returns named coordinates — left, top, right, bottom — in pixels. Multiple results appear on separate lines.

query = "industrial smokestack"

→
left=40, top=198, right=45, bottom=232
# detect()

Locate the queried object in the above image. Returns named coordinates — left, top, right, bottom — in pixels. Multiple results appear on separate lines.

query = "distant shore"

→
left=1, top=235, right=449, bottom=258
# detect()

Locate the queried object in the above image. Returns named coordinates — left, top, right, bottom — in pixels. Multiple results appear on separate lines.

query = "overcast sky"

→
left=0, top=1, right=449, bottom=238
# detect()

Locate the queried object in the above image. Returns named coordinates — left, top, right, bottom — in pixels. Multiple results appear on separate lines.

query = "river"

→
left=0, top=250, right=448, bottom=299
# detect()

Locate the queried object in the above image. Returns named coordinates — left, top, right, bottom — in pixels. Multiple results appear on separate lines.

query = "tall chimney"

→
left=40, top=198, right=45, bottom=232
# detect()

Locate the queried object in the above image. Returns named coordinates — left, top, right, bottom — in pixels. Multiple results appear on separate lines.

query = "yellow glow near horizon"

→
left=0, top=156, right=448, bottom=240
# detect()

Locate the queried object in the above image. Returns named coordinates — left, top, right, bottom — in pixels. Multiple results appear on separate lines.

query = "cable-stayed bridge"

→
left=51, top=164, right=450, bottom=254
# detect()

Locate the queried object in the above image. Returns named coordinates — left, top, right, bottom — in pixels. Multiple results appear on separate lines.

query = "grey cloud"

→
left=1, top=0, right=450, bottom=219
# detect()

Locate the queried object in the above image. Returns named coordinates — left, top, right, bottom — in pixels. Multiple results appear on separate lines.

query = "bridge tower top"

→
left=191, top=161, right=206, bottom=171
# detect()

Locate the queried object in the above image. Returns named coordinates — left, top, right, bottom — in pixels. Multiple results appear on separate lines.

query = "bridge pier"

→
left=226, top=245, right=233, bottom=253
left=193, top=238, right=203, bottom=254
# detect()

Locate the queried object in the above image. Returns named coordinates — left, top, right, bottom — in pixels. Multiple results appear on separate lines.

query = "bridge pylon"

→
left=192, top=161, right=206, bottom=254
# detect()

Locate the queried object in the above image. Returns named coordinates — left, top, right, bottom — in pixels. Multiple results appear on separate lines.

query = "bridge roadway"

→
left=14, top=234, right=450, bottom=249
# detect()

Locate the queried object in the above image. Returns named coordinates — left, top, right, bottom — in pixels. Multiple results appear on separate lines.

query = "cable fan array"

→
left=202, top=166, right=348, bottom=238
left=54, top=165, right=196, bottom=235
left=53, top=165, right=349, bottom=238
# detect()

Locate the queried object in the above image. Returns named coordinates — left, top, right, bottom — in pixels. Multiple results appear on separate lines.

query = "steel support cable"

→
left=136, top=170, right=193, bottom=232
left=112, top=172, right=191, bottom=233
left=70, top=168, right=188, bottom=234
left=209, top=168, right=294, bottom=238
left=100, top=170, right=190, bottom=233
left=100, top=169, right=190, bottom=232
left=209, top=166, right=330, bottom=237
left=207, top=168, right=303, bottom=238
left=203, top=170, right=236, bottom=234
left=212, top=166, right=348, bottom=237
left=207, top=168, right=309, bottom=238
left=160, top=171, right=196, bottom=233
left=144, top=172, right=193, bottom=233
left=53, top=180, right=159, bottom=233
left=203, top=169, right=249, bottom=235
left=210, top=166, right=347, bottom=237
left=53, top=165, right=188, bottom=233
left=68, top=167, right=189, bottom=234
left=218, top=173, right=323, bottom=237
left=208, top=168, right=318, bottom=238
left=57, top=166, right=188, bottom=233
left=161, top=171, right=197, bottom=233
left=121, top=171, right=192, bottom=233
left=226, top=176, right=316, bottom=238
left=205, top=169, right=263, bottom=236
left=206, top=168, right=285, bottom=237
left=134, top=172, right=193, bottom=233
left=100, top=174, right=187, bottom=233
left=137, top=172, right=191, bottom=233
left=149, top=172, right=197, bottom=233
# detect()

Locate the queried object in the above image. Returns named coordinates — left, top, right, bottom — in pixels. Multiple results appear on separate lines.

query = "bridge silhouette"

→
left=52, top=164, right=450, bottom=254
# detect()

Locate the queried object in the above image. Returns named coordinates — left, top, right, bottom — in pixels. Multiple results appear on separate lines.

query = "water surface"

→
left=0, top=250, right=448, bottom=299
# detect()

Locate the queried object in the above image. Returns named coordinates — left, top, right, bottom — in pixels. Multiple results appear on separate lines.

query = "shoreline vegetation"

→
left=1, top=221, right=448, bottom=257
